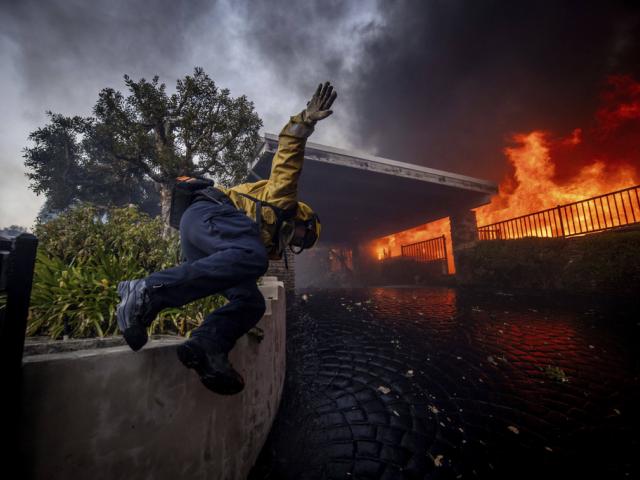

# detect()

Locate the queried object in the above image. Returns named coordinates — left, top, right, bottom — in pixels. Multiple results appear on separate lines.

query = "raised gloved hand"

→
left=302, top=81, right=337, bottom=124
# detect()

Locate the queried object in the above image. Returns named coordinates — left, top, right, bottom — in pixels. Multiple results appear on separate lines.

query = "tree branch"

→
left=114, top=153, right=164, bottom=183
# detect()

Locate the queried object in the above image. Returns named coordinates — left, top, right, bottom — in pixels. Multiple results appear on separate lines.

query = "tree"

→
left=24, top=67, right=263, bottom=228
left=24, top=114, right=90, bottom=211
left=24, top=113, right=158, bottom=216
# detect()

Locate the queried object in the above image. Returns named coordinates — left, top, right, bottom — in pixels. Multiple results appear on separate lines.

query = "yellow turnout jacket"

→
left=216, top=112, right=315, bottom=260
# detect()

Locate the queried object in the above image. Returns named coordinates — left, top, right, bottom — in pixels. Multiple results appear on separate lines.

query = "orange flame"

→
left=475, top=130, right=637, bottom=227
left=368, top=74, right=640, bottom=272
left=369, top=218, right=454, bottom=272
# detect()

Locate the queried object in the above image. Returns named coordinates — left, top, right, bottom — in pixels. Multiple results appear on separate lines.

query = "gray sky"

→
left=0, top=0, right=382, bottom=228
left=1, top=0, right=638, bottom=229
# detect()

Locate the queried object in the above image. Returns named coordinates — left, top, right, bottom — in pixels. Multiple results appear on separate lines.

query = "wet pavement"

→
left=249, top=286, right=640, bottom=480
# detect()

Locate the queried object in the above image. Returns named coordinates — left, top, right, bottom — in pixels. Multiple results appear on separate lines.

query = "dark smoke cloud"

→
left=243, top=2, right=356, bottom=84
left=348, top=0, right=640, bottom=182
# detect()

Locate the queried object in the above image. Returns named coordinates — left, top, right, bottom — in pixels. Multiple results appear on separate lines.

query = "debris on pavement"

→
left=543, top=365, right=569, bottom=383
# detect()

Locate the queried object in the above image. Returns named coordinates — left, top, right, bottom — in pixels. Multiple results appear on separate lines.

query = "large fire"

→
left=369, top=75, right=640, bottom=273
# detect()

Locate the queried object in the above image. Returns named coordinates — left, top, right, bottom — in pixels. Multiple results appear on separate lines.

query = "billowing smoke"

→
left=348, top=0, right=640, bottom=182
left=1, top=0, right=212, bottom=113
left=1, top=0, right=639, bottom=228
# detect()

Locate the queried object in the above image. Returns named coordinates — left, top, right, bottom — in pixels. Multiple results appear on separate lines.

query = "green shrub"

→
left=28, top=203, right=226, bottom=339
left=456, top=230, right=640, bottom=296
left=34, top=204, right=177, bottom=270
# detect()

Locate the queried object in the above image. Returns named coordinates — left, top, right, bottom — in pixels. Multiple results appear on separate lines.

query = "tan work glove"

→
left=301, top=81, right=338, bottom=125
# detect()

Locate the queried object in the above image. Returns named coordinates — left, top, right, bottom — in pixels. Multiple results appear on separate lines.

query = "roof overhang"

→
left=249, top=134, right=498, bottom=245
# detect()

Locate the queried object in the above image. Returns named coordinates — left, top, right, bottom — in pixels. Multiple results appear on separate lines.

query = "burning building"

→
left=371, top=75, right=640, bottom=275
left=249, top=75, right=640, bottom=290
left=249, top=135, right=498, bottom=288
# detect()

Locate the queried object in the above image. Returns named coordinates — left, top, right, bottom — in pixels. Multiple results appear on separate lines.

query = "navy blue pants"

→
left=145, top=196, right=270, bottom=353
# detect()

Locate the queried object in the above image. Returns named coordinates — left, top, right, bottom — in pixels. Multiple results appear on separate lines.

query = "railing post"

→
left=556, top=205, right=566, bottom=237
left=441, top=235, right=449, bottom=275
left=1, top=233, right=38, bottom=479
left=1, top=233, right=38, bottom=377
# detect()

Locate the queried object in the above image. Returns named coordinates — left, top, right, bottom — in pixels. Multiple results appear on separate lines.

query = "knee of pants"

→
left=250, top=294, right=267, bottom=319
left=232, top=290, right=266, bottom=319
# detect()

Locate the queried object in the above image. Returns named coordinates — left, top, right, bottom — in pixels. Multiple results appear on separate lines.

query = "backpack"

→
left=168, top=176, right=215, bottom=229
left=169, top=177, right=298, bottom=269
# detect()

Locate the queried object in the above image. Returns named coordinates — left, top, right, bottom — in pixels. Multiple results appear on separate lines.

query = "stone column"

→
left=349, top=241, right=364, bottom=286
left=449, top=210, right=479, bottom=276
left=265, top=249, right=296, bottom=294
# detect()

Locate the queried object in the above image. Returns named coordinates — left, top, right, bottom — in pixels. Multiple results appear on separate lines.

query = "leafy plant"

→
left=28, top=203, right=227, bottom=339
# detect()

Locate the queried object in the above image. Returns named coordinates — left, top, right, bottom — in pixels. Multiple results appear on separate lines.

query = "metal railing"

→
left=478, top=185, right=640, bottom=240
left=400, top=235, right=449, bottom=274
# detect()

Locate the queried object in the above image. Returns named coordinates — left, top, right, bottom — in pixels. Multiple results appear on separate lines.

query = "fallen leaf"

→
left=507, top=426, right=520, bottom=434
left=544, top=365, right=569, bottom=383
left=377, top=386, right=391, bottom=395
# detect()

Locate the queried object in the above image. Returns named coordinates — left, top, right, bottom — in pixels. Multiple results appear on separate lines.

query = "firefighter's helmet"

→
left=289, top=201, right=321, bottom=252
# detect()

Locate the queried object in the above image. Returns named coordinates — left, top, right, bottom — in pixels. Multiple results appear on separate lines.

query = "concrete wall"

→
left=18, top=281, right=286, bottom=480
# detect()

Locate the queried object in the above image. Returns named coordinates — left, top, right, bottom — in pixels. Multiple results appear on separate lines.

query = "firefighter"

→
left=116, top=81, right=337, bottom=395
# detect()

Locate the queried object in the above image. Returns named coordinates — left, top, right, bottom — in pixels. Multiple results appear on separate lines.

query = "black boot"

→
left=176, top=336, right=245, bottom=395
left=116, top=279, right=157, bottom=351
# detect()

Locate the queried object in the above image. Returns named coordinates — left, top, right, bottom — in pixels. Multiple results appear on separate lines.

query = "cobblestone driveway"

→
left=250, top=287, right=639, bottom=480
